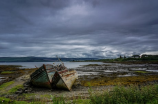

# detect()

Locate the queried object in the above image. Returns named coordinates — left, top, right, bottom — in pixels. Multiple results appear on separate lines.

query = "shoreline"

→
left=0, top=62, right=158, bottom=103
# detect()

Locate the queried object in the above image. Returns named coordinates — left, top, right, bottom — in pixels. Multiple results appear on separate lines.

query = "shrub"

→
left=89, top=84, right=158, bottom=104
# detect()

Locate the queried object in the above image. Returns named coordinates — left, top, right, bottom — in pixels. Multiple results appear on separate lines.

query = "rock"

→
left=4, top=95, right=9, bottom=98
left=15, top=90, right=23, bottom=94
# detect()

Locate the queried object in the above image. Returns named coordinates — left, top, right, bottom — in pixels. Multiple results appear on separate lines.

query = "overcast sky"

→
left=0, top=0, right=158, bottom=58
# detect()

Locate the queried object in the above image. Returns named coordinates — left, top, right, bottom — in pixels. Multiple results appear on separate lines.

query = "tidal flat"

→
left=0, top=63, right=158, bottom=103
left=76, top=63, right=158, bottom=86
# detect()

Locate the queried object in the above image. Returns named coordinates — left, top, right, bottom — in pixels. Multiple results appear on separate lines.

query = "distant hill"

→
left=0, top=57, right=98, bottom=62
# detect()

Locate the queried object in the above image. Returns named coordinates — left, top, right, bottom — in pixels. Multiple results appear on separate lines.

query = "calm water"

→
left=0, top=62, right=103, bottom=68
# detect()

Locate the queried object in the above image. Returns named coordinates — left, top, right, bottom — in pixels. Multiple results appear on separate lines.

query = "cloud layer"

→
left=0, top=0, right=158, bottom=58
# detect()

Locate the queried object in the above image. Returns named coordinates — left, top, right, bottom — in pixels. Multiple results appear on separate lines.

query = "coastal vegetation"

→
left=8, top=85, right=24, bottom=94
left=134, top=70, right=149, bottom=73
left=0, top=84, right=157, bottom=103
left=0, top=59, right=158, bottom=103
left=89, top=84, right=158, bottom=104
left=82, top=58, right=158, bottom=64
left=0, top=65, right=22, bottom=71
left=72, top=54, right=158, bottom=64
left=1, top=71, right=14, bottom=74
left=81, top=75, right=158, bottom=86
left=0, top=65, right=37, bottom=76
left=0, top=81, right=14, bottom=91
left=0, top=55, right=158, bottom=63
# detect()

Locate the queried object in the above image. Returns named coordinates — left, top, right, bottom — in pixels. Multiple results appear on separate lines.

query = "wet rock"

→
left=9, top=94, right=18, bottom=98
left=15, top=90, right=23, bottom=94
left=24, top=87, right=32, bottom=93
left=4, top=95, right=9, bottom=98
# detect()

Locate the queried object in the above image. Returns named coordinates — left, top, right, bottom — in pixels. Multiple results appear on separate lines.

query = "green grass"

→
left=1, top=83, right=158, bottom=104
left=50, top=95, right=66, bottom=104
left=0, top=97, right=43, bottom=104
left=71, top=99, right=90, bottom=104
left=8, top=85, right=23, bottom=94
left=147, top=98, right=158, bottom=104
left=0, top=81, right=14, bottom=91
left=0, top=97, right=14, bottom=104
left=22, top=93, right=36, bottom=99
left=134, top=71, right=149, bottom=73
left=1, top=71, right=14, bottom=74
left=89, top=84, right=158, bottom=104
left=40, top=94, right=51, bottom=99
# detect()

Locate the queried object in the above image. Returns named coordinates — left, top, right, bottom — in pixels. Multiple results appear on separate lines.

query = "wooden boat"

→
left=30, top=63, right=78, bottom=91
left=30, top=64, right=56, bottom=88
left=52, top=69, right=78, bottom=91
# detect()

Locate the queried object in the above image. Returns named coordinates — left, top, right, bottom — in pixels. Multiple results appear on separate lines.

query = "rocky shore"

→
left=0, top=63, right=158, bottom=102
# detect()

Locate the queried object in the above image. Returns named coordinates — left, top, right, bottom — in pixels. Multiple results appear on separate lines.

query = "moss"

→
left=0, top=97, right=43, bottom=104
left=1, top=71, right=14, bottom=74
left=40, top=94, right=51, bottom=99
left=0, top=81, right=14, bottom=91
left=0, top=65, right=21, bottom=71
left=22, top=93, right=36, bottom=99
left=134, top=71, right=149, bottom=73
left=81, top=75, right=158, bottom=86
left=0, top=65, right=37, bottom=76
left=0, top=97, right=14, bottom=104
left=8, top=85, right=23, bottom=94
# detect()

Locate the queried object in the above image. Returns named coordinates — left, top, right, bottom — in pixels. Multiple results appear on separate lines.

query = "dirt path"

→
left=0, top=75, right=30, bottom=94
left=25, top=85, right=114, bottom=100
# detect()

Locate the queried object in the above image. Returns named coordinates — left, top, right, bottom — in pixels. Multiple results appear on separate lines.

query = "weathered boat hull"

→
left=30, top=64, right=78, bottom=91
left=53, top=70, right=78, bottom=91
left=30, top=65, right=52, bottom=88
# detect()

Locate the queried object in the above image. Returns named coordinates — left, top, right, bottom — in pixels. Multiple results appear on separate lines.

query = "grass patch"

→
left=0, top=97, right=14, bottom=104
left=81, top=75, right=158, bottom=86
left=51, top=95, right=66, bottom=104
left=1, top=71, right=14, bottom=74
left=134, top=71, right=149, bottom=73
left=40, top=94, right=51, bottom=99
left=8, top=85, right=23, bottom=94
left=1, top=84, right=158, bottom=104
left=0, top=65, right=21, bottom=71
left=0, top=97, right=43, bottom=104
left=89, top=84, right=158, bottom=104
left=72, top=99, right=90, bottom=104
left=0, top=81, right=14, bottom=91
left=22, top=93, right=36, bottom=99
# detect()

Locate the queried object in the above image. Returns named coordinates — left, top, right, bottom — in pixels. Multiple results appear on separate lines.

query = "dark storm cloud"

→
left=0, top=0, right=158, bottom=58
